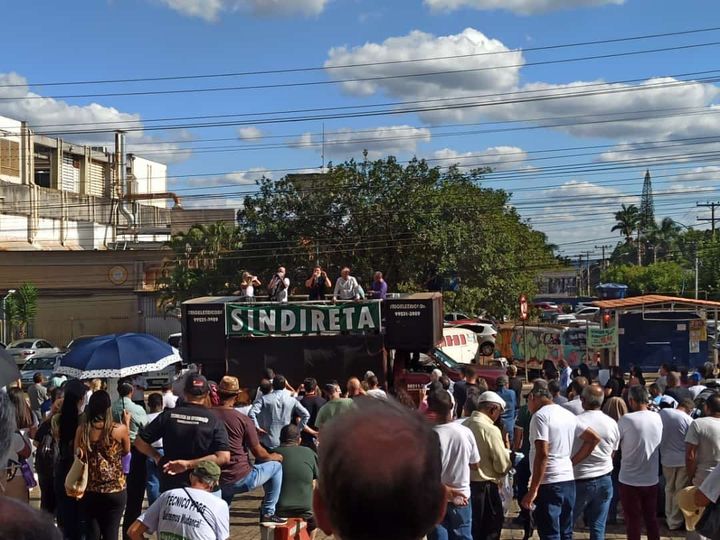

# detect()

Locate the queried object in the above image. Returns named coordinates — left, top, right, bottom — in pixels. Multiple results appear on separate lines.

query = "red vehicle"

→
left=533, top=301, right=561, bottom=312
left=393, top=348, right=505, bottom=405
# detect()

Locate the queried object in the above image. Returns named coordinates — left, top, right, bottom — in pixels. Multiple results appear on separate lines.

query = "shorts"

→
left=276, top=510, right=317, bottom=532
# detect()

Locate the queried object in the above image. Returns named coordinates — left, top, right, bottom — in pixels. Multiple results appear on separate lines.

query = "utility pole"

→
left=577, top=254, right=583, bottom=298
left=584, top=250, right=593, bottom=296
left=695, top=250, right=699, bottom=300
left=595, top=244, right=612, bottom=269
left=697, top=201, right=720, bottom=237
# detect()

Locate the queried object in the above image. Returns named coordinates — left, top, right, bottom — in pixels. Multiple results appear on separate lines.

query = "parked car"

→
left=19, top=352, right=63, bottom=390
left=455, top=323, right=497, bottom=356
left=6, top=338, right=59, bottom=367
left=533, top=301, right=561, bottom=312
left=444, top=312, right=472, bottom=323
left=574, top=306, right=600, bottom=321
left=553, top=313, right=578, bottom=324
left=65, top=334, right=99, bottom=351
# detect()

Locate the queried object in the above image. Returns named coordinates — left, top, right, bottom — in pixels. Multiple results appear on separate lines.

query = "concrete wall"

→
left=0, top=115, right=22, bottom=184
left=33, top=294, right=141, bottom=348
left=131, top=156, right=167, bottom=208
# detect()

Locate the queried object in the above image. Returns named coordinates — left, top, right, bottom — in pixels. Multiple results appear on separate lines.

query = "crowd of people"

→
left=237, top=265, right=388, bottom=302
left=1, top=358, right=720, bottom=540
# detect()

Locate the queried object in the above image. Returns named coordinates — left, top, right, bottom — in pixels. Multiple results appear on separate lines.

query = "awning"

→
left=591, top=295, right=720, bottom=310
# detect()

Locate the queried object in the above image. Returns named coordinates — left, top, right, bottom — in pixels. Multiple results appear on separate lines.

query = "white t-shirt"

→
left=562, top=398, right=585, bottom=416
left=529, top=403, right=583, bottom=484
left=163, top=392, right=178, bottom=410
left=572, top=410, right=619, bottom=480
left=618, top=410, right=663, bottom=487
left=685, top=416, right=720, bottom=486
left=699, top=463, right=720, bottom=503
left=366, top=388, right=387, bottom=400
left=659, top=408, right=693, bottom=468
left=434, top=422, right=480, bottom=498
left=244, top=284, right=254, bottom=298
left=139, top=487, right=230, bottom=540
left=269, top=276, right=290, bottom=302
left=147, top=412, right=164, bottom=449
left=333, top=276, right=360, bottom=300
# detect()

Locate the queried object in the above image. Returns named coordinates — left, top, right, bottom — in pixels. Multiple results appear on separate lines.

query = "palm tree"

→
left=611, top=204, right=640, bottom=244
left=5, top=283, right=38, bottom=339
left=648, top=217, right=682, bottom=262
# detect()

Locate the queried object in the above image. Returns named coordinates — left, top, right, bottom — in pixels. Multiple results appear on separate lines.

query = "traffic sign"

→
left=519, top=294, right=528, bottom=320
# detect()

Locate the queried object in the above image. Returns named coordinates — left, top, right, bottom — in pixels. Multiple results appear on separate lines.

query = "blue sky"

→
left=1, top=0, right=719, bottom=258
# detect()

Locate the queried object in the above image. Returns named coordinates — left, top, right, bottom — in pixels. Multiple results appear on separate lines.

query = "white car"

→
left=574, top=306, right=600, bottom=321
left=6, top=338, right=59, bottom=367
left=455, top=323, right=497, bottom=356
left=444, top=312, right=472, bottom=323
left=554, top=314, right=578, bottom=324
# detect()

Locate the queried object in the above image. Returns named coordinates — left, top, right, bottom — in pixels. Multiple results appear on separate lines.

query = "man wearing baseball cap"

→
left=462, top=391, right=512, bottom=540
left=127, top=461, right=230, bottom=540
left=135, top=373, right=230, bottom=493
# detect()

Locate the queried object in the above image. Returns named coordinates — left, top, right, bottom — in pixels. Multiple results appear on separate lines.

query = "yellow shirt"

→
left=463, top=411, right=512, bottom=483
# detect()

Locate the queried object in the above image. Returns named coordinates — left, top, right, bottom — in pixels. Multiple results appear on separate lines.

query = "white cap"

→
left=431, top=368, right=443, bottom=379
left=478, top=391, right=506, bottom=411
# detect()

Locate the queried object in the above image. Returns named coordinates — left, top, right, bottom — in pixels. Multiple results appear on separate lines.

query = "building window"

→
left=0, top=139, right=20, bottom=177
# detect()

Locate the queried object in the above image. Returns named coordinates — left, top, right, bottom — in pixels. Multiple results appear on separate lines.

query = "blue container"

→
left=595, top=283, right=628, bottom=300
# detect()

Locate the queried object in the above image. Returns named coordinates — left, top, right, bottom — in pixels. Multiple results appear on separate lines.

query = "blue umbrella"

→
left=56, top=333, right=182, bottom=379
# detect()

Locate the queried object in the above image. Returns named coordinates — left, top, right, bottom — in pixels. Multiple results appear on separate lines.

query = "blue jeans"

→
left=574, top=474, right=612, bottom=540
left=429, top=502, right=473, bottom=540
left=220, top=461, right=282, bottom=516
left=535, top=480, right=576, bottom=540
left=146, top=449, right=164, bottom=506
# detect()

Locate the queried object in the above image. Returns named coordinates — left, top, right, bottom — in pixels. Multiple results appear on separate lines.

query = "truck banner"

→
left=587, top=327, right=618, bottom=349
left=225, top=301, right=382, bottom=336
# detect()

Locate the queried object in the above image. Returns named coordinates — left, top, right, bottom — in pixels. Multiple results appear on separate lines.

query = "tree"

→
left=646, top=217, right=681, bottom=263
left=639, top=170, right=655, bottom=234
left=235, top=156, right=558, bottom=317
left=611, top=204, right=640, bottom=243
left=5, top=283, right=39, bottom=339
left=601, top=262, right=690, bottom=296
left=158, top=222, right=244, bottom=309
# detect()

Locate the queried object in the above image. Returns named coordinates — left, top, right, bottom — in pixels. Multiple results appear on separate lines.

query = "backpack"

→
left=35, top=430, right=56, bottom=477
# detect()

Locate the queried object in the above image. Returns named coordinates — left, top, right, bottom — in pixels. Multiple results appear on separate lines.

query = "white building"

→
left=0, top=114, right=174, bottom=250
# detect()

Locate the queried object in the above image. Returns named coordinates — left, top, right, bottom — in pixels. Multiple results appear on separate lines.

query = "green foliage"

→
left=5, top=282, right=39, bottom=338
left=611, top=203, right=640, bottom=243
left=235, top=156, right=557, bottom=317
left=158, top=222, right=244, bottom=309
left=601, top=262, right=691, bottom=295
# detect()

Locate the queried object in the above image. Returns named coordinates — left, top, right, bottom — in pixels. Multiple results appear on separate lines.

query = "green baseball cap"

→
left=193, top=461, right=221, bottom=483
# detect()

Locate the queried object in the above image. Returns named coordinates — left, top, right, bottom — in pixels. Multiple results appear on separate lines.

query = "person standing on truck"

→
left=368, top=271, right=388, bottom=300
left=239, top=271, right=262, bottom=300
left=332, top=267, right=361, bottom=301
left=249, top=375, right=310, bottom=449
left=305, top=266, right=332, bottom=301
left=268, top=266, right=290, bottom=303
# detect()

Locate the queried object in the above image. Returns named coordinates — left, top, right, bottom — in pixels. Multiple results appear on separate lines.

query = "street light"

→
left=2, top=289, right=16, bottom=345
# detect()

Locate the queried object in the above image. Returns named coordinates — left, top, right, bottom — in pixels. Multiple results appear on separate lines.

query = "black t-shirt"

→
left=140, top=403, right=230, bottom=491
left=453, top=380, right=468, bottom=417
left=308, top=276, right=328, bottom=301
left=299, top=395, right=326, bottom=447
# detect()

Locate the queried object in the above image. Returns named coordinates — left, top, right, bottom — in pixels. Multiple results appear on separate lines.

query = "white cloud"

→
left=323, top=29, right=720, bottom=139
left=425, top=0, right=624, bottom=15
left=157, top=0, right=328, bottom=21
left=188, top=167, right=273, bottom=187
left=522, top=180, right=635, bottom=244
left=678, top=166, right=720, bottom=182
left=0, top=71, right=190, bottom=164
left=295, top=125, right=432, bottom=160
left=325, top=28, right=522, bottom=98
left=237, top=126, right=264, bottom=141
left=432, top=146, right=527, bottom=171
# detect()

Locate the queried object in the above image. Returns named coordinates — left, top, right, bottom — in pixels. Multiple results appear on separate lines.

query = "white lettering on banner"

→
left=280, top=310, right=296, bottom=332
left=344, top=308, right=354, bottom=328
left=311, top=310, right=325, bottom=332
left=230, top=309, right=244, bottom=332
left=259, top=311, right=275, bottom=332
left=358, top=306, right=375, bottom=329
left=328, top=309, right=340, bottom=331
left=300, top=309, right=307, bottom=332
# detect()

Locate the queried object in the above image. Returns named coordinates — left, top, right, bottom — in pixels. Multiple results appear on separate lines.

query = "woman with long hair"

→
left=74, top=390, right=130, bottom=540
left=1, top=388, right=35, bottom=502
left=52, top=379, right=88, bottom=540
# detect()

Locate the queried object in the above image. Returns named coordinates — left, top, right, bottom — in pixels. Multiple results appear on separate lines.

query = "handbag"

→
left=696, top=499, right=720, bottom=540
left=64, top=449, right=88, bottom=499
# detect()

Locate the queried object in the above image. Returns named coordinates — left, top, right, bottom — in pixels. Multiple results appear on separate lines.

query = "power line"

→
left=7, top=26, right=720, bottom=89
